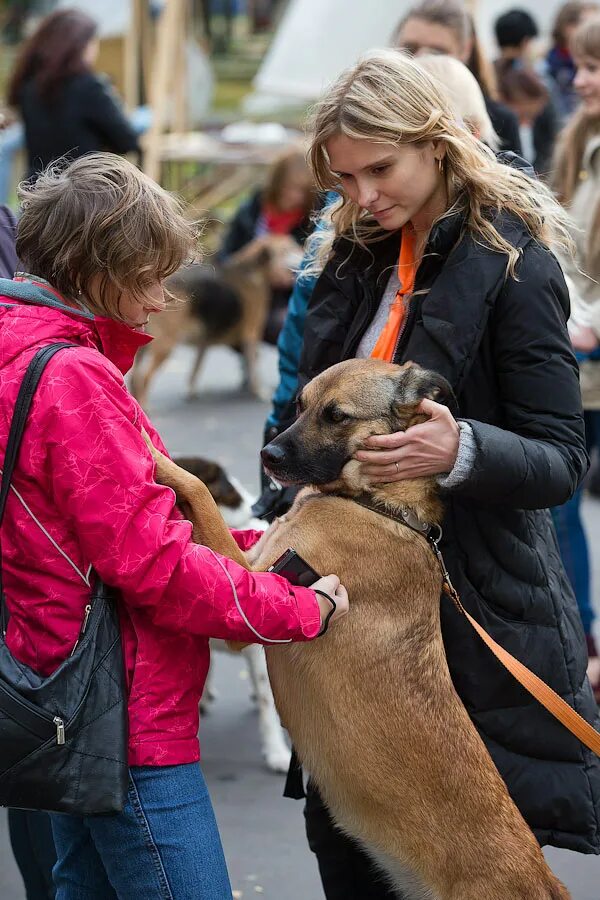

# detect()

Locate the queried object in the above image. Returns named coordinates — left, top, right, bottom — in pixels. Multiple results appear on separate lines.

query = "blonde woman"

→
left=416, top=53, right=499, bottom=148
left=0, top=153, right=348, bottom=899
left=291, top=49, right=600, bottom=898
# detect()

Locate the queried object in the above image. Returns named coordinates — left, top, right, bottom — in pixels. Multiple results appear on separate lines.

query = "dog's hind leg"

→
left=187, top=339, right=208, bottom=399
left=243, top=644, right=291, bottom=773
left=133, top=340, right=174, bottom=408
left=241, top=339, right=267, bottom=400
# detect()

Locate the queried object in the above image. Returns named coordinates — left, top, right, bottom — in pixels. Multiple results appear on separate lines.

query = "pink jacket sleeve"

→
left=230, top=529, right=265, bottom=550
left=42, top=352, right=321, bottom=644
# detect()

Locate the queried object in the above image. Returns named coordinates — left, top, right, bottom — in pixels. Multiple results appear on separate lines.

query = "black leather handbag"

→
left=0, top=343, right=128, bottom=815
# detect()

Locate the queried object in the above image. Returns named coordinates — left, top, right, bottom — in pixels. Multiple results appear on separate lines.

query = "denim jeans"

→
left=551, top=409, right=600, bottom=636
left=50, top=763, right=232, bottom=899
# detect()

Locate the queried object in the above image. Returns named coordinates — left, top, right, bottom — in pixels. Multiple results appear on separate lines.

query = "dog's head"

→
left=261, top=359, right=454, bottom=488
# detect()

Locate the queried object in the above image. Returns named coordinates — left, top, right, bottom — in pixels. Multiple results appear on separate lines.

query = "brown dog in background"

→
left=130, top=234, right=301, bottom=407
left=145, top=359, right=569, bottom=900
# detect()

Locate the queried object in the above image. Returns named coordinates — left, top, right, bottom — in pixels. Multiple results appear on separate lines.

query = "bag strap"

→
left=0, top=343, right=76, bottom=630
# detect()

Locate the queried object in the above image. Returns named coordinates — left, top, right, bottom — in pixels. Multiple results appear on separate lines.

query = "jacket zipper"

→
left=70, top=603, right=92, bottom=656
left=342, top=275, right=380, bottom=359
left=0, top=680, right=62, bottom=743
left=53, top=716, right=65, bottom=745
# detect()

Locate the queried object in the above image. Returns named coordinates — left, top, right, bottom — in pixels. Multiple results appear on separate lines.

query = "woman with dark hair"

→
left=393, top=0, right=523, bottom=157
left=6, top=8, right=139, bottom=178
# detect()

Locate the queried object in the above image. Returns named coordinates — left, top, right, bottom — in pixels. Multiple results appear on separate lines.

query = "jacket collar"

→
left=402, top=211, right=533, bottom=395
left=331, top=208, right=534, bottom=395
left=0, top=276, right=152, bottom=374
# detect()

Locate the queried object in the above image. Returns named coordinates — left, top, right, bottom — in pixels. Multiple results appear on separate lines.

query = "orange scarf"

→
left=370, top=227, right=417, bottom=362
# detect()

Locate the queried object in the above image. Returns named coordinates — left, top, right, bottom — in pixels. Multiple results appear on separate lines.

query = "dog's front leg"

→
left=142, top=431, right=250, bottom=570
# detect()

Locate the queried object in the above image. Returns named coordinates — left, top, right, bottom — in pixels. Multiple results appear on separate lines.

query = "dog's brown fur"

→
left=130, top=234, right=300, bottom=407
left=145, top=359, right=570, bottom=900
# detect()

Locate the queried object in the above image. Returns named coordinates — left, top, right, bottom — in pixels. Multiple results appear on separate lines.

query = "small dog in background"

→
left=172, top=456, right=291, bottom=774
left=130, top=234, right=301, bottom=407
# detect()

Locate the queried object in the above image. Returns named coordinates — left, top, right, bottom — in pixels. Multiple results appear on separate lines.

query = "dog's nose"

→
left=261, top=442, right=286, bottom=469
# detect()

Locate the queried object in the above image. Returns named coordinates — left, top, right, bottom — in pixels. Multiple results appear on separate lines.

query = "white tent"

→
left=247, top=0, right=569, bottom=111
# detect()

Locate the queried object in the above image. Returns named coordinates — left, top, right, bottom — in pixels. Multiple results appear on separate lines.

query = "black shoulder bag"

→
left=0, top=343, right=128, bottom=815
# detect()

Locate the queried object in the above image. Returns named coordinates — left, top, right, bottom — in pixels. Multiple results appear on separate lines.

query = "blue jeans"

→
left=50, top=764, right=232, bottom=899
left=551, top=409, right=600, bottom=636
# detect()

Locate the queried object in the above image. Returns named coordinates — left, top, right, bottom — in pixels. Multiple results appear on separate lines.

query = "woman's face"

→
left=326, top=133, right=447, bottom=233
left=396, top=16, right=469, bottom=63
left=574, top=55, right=600, bottom=117
left=277, top=166, right=313, bottom=211
left=119, top=282, right=166, bottom=329
left=88, top=276, right=166, bottom=329
left=82, top=37, right=100, bottom=67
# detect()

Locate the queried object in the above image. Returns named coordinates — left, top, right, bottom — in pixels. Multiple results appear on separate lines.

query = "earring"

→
left=437, top=157, right=444, bottom=174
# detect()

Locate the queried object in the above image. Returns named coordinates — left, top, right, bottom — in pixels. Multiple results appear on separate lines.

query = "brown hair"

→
left=495, top=59, right=549, bottom=105
left=392, top=1, right=498, bottom=99
left=16, top=153, right=199, bottom=320
left=552, top=2, right=598, bottom=46
left=552, top=15, right=600, bottom=275
left=7, top=8, right=97, bottom=106
left=262, top=148, right=316, bottom=215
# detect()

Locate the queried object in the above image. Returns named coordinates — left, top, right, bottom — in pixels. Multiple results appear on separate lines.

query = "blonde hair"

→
left=16, top=153, right=199, bottom=321
left=552, top=15, right=600, bottom=277
left=306, top=49, right=573, bottom=276
left=416, top=54, right=498, bottom=150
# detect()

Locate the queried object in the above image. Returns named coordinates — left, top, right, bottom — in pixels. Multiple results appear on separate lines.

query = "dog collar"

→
left=350, top=491, right=442, bottom=545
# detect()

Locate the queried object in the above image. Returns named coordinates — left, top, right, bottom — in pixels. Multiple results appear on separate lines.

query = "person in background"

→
left=219, top=147, right=318, bottom=344
left=546, top=1, right=599, bottom=121
left=551, top=13, right=600, bottom=701
left=495, top=59, right=553, bottom=171
left=392, top=0, right=523, bottom=157
left=416, top=54, right=499, bottom=149
left=494, top=8, right=560, bottom=174
left=6, top=8, right=139, bottom=179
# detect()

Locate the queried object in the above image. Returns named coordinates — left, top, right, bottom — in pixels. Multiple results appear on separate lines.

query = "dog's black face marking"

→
left=262, top=426, right=351, bottom=485
left=262, top=360, right=455, bottom=487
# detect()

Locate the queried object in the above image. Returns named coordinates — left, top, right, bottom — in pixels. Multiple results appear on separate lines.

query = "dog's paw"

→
left=264, top=744, right=292, bottom=774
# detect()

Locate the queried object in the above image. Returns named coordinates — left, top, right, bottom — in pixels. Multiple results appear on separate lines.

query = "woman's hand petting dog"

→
left=354, top=398, right=460, bottom=483
left=311, top=575, right=349, bottom=632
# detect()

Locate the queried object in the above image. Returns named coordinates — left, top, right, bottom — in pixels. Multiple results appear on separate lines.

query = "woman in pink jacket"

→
left=0, top=152, right=348, bottom=899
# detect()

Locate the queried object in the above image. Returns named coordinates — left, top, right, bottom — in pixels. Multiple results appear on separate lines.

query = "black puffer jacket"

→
left=18, top=72, right=139, bottom=178
left=296, top=210, right=600, bottom=854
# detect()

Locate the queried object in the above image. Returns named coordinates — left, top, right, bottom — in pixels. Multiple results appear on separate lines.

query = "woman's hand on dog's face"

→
left=354, top=399, right=460, bottom=483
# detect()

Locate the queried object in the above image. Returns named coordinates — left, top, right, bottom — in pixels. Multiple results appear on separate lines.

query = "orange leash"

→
left=428, top=540, right=600, bottom=757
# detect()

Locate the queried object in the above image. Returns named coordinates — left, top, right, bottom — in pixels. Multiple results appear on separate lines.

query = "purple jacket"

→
left=0, top=206, right=17, bottom=279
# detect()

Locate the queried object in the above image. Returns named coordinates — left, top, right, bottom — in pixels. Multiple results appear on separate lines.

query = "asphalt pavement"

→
left=1, top=343, right=600, bottom=899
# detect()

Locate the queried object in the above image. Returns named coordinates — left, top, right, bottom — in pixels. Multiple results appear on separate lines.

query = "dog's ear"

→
left=390, top=365, right=456, bottom=427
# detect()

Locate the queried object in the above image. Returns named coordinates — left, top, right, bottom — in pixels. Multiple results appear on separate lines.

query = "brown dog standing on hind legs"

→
left=145, top=358, right=570, bottom=900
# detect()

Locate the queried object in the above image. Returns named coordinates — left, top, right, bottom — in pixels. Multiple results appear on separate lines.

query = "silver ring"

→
left=395, top=462, right=400, bottom=474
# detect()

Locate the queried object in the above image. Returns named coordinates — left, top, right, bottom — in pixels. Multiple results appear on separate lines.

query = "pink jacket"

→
left=0, top=281, right=321, bottom=766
